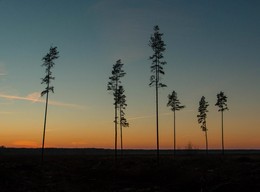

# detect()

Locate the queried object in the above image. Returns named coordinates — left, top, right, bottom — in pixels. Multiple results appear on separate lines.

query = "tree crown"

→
left=215, top=91, right=228, bottom=112
left=167, top=90, right=185, bottom=111
left=107, top=59, right=126, bottom=93
left=197, top=96, right=209, bottom=132
left=41, top=46, right=59, bottom=97
left=149, top=25, right=167, bottom=88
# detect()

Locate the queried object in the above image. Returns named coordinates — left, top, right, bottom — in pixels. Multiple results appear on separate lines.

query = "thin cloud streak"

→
left=0, top=93, right=84, bottom=109
left=48, top=100, right=85, bottom=109
left=128, top=115, right=154, bottom=121
left=0, top=94, right=37, bottom=102
left=127, top=110, right=193, bottom=121
left=128, top=112, right=171, bottom=121
left=12, top=140, right=38, bottom=148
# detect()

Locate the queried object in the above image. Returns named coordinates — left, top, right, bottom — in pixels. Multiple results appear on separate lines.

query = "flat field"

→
left=0, top=150, right=260, bottom=191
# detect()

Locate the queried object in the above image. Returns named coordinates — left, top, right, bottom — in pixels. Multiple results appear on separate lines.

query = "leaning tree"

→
left=149, top=25, right=167, bottom=161
left=41, top=46, right=59, bottom=162
left=197, top=96, right=209, bottom=154
left=215, top=91, right=228, bottom=155
left=107, top=59, right=126, bottom=162
left=167, top=90, right=185, bottom=157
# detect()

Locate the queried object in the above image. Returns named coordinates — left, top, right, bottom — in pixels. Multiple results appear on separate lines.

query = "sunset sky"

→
left=0, top=0, right=259, bottom=149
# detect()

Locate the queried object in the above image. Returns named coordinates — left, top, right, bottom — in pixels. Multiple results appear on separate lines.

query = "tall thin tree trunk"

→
left=156, top=84, right=159, bottom=161
left=41, top=89, right=49, bottom=162
left=114, top=82, right=118, bottom=164
left=114, top=101, right=118, bottom=163
left=120, top=106, right=123, bottom=156
left=173, top=110, right=176, bottom=158
left=204, top=121, right=208, bottom=155
left=221, top=111, right=224, bottom=155
left=205, top=130, right=208, bottom=155
left=155, top=61, right=159, bottom=163
left=120, top=123, right=123, bottom=156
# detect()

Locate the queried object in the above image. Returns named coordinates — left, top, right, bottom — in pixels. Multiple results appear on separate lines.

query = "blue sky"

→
left=0, top=0, right=259, bottom=148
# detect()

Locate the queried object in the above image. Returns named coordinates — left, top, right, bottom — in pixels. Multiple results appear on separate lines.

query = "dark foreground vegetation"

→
left=0, top=149, right=260, bottom=192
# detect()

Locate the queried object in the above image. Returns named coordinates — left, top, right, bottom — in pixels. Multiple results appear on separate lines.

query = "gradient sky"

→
left=0, top=0, right=259, bottom=149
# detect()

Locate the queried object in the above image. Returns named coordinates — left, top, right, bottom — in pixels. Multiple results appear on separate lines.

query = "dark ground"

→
left=0, top=150, right=260, bottom=192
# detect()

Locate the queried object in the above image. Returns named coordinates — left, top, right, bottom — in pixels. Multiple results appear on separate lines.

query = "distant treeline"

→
left=0, top=148, right=259, bottom=156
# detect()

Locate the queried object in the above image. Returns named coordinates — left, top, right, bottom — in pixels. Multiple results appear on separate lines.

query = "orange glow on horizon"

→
left=10, top=140, right=39, bottom=148
left=1, top=114, right=259, bottom=149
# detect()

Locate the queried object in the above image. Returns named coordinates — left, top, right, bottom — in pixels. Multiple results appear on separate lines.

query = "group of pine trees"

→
left=39, top=26, right=228, bottom=162
left=107, top=59, right=129, bottom=162
left=167, top=91, right=228, bottom=157
left=106, top=25, right=229, bottom=162
left=197, top=92, right=228, bottom=155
